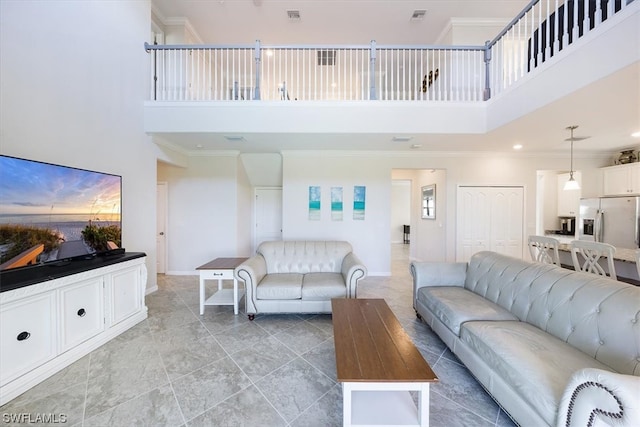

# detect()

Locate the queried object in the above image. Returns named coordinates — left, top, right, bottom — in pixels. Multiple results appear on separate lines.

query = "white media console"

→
left=0, top=254, right=147, bottom=405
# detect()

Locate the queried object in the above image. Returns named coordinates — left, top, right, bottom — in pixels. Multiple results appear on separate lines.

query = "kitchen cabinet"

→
left=602, top=163, right=640, bottom=195
left=0, top=256, right=147, bottom=405
left=557, top=172, right=581, bottom=217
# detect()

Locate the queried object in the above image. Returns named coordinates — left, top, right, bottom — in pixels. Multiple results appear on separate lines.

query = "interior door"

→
left=457, top=186, right=524, bottom=262
left=457, top=187, right=491, bottom=261
left=156, top=182, right=167, bottom=274
left=254, top=187, right=282, bottom=252
left=490, top=187, right=524, bottom=258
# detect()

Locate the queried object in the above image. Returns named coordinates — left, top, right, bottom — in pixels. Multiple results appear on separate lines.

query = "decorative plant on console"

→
left=0, top=225, right=63, bottom=267
left=81, top=222, right=121, bottom=252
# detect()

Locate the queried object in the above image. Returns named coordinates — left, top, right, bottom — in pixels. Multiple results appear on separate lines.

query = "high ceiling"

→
left=150, top=0, right=640, bottom=155
left=152, top=0, right=530, bottom=45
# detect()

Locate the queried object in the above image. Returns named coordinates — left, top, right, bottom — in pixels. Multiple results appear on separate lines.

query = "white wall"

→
left=390, top=180, right=411, bottom=244
left=282, top=152, right=392, bottom=275
left=0, top=0, right=158, bottom=289
left=153, top=149, right=609, bottom=276
left=157, top=154, right=250, bottom=273
left=412, top=169, right=448, bottom=263
left=236, top=156, right=253, bottom=257
left=437, top=18, right=509, bottom=45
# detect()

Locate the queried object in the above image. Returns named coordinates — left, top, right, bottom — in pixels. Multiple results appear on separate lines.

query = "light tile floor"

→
left=1, top=245, right=517, bottom=426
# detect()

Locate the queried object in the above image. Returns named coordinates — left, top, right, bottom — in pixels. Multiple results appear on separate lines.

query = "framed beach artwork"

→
left=331, top=187, right=343, bottom=221
left=353, top=186, right=366, bottom=220
left=309, top=186, right=321, bottom=220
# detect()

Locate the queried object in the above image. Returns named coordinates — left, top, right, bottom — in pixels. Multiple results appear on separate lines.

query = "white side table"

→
left=196, top=257, right=247, bottom=315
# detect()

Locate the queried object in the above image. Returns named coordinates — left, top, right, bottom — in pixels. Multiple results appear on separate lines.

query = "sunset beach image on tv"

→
left=0, top=155, right=122, bottom=271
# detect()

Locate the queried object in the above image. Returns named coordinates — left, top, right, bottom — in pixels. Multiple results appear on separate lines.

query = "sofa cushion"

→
left=417, top=287, right=517, bottom=335
left=257, top=273, right=303, bottom=300
left=460, top=320, right=613, bottom=426
left=301, top=273, right=346, bottom=300
left=258, top=241, right=352, bottom=274
left=462, top=252, right=640, bottom=376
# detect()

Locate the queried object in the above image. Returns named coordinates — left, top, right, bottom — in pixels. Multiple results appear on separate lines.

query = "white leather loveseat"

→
left=411, top=251, right=640, bottom=427
left=234, top=241, right=367, bottom=320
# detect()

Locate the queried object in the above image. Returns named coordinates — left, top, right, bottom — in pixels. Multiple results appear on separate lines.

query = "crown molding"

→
left=280, top=150, right=612, bottom=159
left=153, top=136, right=188, bottom=155
left=449, top=17, right=511, bottom=28
left=436, top=17, right=511, bottom=44
left=188, top=150, right=240, bottom=157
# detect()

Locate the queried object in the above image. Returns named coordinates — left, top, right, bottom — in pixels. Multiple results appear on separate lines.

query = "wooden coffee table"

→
left=332, top=298, right=438, bottom=427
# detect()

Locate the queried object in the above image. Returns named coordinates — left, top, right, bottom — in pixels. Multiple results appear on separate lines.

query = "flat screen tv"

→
left=0, top=155, right=122, bottom=271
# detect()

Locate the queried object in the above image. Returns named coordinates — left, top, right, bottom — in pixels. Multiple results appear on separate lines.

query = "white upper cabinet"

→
left=557, top=172, right=581, bottom=217
left=602, top=163, right=640, bottom=196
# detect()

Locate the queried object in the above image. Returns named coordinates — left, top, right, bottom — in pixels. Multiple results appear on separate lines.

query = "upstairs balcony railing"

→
left=145, top=0, right=634, bottom=102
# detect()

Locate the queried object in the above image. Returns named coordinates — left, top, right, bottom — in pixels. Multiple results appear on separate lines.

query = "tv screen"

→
left=0, top=155, right=122, bottom=271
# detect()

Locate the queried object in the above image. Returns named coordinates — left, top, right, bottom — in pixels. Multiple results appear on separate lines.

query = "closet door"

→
left=456, top=186, right=524, bottom=262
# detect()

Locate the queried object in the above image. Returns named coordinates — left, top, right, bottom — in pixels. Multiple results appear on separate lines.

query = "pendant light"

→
left=563, top=125, right=581, bottom=191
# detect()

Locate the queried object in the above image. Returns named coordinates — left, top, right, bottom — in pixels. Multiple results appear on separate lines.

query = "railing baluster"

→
left=583, top=0, right=590, bottom=35
left=146, top=0, right=625, bottom=103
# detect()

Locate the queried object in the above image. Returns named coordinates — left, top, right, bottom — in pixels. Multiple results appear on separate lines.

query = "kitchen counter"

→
left=552, top=243, right=638, bottom=285
left=557, top=243, right=636, bottom=263
left=544, top=233, right=576, bottom=245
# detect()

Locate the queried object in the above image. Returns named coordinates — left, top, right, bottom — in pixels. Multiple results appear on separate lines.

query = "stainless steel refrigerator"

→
left=578, top=196, right=640, bottom=249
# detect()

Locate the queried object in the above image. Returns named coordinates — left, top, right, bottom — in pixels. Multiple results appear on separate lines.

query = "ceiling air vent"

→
left=411, top=10, right=427, bottom=21
left=287, top=10, right=301, bottom=21
left=317, top=49, right=336, bottom=66
left=224, top=135, right=245, bottom=142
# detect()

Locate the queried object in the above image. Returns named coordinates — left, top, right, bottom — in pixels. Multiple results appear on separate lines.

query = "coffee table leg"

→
left=343, top=383, right=352, bottom=427
left=418, top=382, right=430, bottom=427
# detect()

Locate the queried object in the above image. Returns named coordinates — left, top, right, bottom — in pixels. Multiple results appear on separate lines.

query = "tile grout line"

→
left=146, top=319, right=189, bottom=427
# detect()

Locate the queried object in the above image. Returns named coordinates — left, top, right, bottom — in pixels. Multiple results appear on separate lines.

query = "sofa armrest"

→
left=410, top=262, right=467, bottom=305
left=410, top=262, right=467, bottom=290
left=556, top=368, right=640, bottom=427
left=341, top=252, right=367, bottom=298
left=234, top=255, right=267, bottom=314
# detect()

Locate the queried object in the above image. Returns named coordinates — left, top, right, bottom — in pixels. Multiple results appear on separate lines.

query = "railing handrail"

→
left=488, top=0, right=539, bottom=48
left=145, top=0, right=634, bottom=102
left=144, top=41, right=487, bottom=52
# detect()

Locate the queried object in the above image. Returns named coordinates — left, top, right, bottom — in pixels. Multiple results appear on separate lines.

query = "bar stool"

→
left=527, top=235, right=561, bottom=266
left=570, top=240, right=617, bottom=280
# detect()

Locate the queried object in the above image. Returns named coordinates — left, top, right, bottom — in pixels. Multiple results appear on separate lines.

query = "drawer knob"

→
left=17, top=331, right=31, bottom=341
left=77, top=308, right=86, bottom=317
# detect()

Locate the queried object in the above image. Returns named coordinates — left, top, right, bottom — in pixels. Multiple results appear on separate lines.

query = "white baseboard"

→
left=165, top=270, right=199, bottom=276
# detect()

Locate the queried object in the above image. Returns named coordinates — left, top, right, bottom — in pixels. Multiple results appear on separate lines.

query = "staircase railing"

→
left=145, top=0, right=634, bottom=102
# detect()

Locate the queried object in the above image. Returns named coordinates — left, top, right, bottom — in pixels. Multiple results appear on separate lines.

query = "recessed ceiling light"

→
left=196, top=144, right=203, bottom=149
left=411, top=144, right=422, bottom=149
left=632, top=131, right=640, bottom=138
left=410, top=10, right=427, bottom=21
left=513, top=144, right=523, bottom=150
left=392, top=136, right=413, bottom=142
